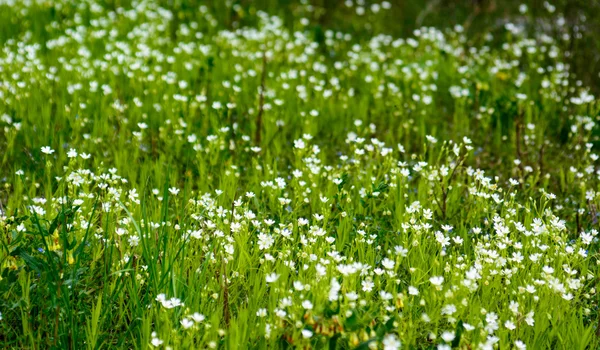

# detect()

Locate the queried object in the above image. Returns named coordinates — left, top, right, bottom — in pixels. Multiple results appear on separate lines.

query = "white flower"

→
left=382, top=333, right=401, bottom=350
left=382, top=258, right=395, bottom=270
left=379, top=291, right=393, bottom=300
left=441, top=331, right=455, bottom=342
left=168, top=187, right=180, bottom=195
left=329, top=278, right=341, bottom=301
left=293, top=281, right=304, bottom=291
left=41, top=146, right=55, bottom=154
left=257, top=233, right=274, bottom=250
left=362, top=280, right=374, bottom=292
left=67, top=149, right=78, bottom=158
left=128, top=235, right=140, bottom=247
left=345, top=292, right=359, bottom=301
left=150, top=336, right=163, bottom=347
left=525, top=311, right=535, bottom=326
left=265, top=273, right=280, bottom=283
left=191, top=313, right=205, bottom=323
left=294, top=139, right=306, bottom=149
left=430, top=276, right=444, bottom=287
left=301, top=329, right=313, bottom=338
left=156, top=293, right=183, bottom=308
left=426, top=135, right=438, bottom=144
left=180, top=318, right=194, bottom=329
left=256, top=308, right=267, bottom=317
left=441, top=304, right=456, bottom=316
left=275, top=309, right=287, bottom=318
left=515, top=340, right=527, bottom=349
left=509, top=300, right=519, bottom=315
left=408, top=286, right=419, bottom=296
left=485, top=312, right=499, bottom=333
left=301, top=300, right=313, bottom=310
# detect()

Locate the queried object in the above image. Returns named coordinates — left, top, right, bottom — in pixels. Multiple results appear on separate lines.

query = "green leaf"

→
left=451, top=320, right=464, bottom=348
left=344, top=313, right=360, bottom=331
left=11, top=247, right=44, bottom=275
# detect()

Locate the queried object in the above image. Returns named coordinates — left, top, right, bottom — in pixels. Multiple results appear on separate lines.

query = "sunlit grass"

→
left=0, top=1, right=598, bottom=349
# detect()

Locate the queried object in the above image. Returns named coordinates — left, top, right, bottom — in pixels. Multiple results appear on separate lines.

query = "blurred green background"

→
left=1, top=0, right=598, bottom=92
left=249, top=0, right=600, bottom=94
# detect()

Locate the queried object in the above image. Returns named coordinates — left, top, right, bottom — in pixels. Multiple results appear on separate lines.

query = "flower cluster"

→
left=0, top=1, right=598, bottom=349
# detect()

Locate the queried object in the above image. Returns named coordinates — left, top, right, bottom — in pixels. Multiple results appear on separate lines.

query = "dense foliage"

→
left=0, top=1, right=598, bottom=349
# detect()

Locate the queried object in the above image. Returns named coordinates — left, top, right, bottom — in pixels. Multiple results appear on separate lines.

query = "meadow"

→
left=0, top=0, right=599, bottom=349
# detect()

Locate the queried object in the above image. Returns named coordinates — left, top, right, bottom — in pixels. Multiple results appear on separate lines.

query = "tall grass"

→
left=0, top=1, right=598, bottom=349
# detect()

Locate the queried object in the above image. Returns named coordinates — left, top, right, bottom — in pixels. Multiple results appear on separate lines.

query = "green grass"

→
left=0, top=1, right=599, bottom=349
